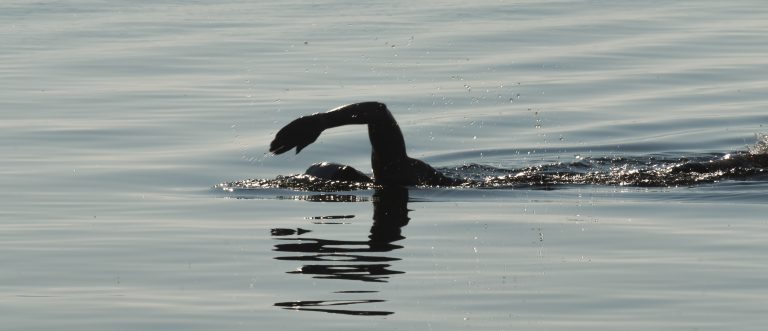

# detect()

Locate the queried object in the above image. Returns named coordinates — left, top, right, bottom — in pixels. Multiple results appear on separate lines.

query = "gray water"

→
left=2, top=1, right=768, bottom=330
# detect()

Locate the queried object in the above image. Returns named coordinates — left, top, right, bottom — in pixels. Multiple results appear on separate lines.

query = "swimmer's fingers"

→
left=269, top=143, right=292, bottom=155
left=269, top=115, right=324, bottom=154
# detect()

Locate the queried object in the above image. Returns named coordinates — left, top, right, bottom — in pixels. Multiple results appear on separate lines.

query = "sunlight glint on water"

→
left=1, top=1, right=767, bottom=330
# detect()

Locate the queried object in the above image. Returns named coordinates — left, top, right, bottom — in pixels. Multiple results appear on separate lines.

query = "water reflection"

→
left=272, top=187, right=410, bottom=316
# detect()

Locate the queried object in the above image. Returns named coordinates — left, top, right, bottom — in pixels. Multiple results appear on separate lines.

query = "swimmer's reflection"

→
left=272, top=187, right=410, bottom=316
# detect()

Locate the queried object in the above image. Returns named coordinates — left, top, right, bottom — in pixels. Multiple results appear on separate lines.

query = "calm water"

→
left=2, top=1, right=768, bottom=330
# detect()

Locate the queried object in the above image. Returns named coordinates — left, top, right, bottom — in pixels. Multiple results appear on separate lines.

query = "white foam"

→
left=748, top=133, right=768, bottom=155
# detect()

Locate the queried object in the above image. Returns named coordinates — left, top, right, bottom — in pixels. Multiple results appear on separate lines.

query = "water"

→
left=2, top=1, right=768, bottom=330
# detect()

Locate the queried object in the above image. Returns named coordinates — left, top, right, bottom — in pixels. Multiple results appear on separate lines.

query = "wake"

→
left=219, top=135, right=768, bottom=192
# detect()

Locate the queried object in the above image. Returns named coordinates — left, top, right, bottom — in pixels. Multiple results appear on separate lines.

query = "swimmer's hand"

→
left=269, top=114, right=326, bottom=154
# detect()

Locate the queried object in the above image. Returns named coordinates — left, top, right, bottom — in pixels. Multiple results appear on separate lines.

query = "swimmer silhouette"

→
left=270, top=102, right=460, bottom=186
left=268, top=101, right=768, bottom=188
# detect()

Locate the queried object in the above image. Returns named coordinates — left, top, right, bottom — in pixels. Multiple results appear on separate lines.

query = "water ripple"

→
left=220, top=150, right=768, bottom=192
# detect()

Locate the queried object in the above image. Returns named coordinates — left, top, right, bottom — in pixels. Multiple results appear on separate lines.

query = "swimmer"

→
left=269, top=102, right=460, bottom=186
left=268, top=101, right=768, bottom=188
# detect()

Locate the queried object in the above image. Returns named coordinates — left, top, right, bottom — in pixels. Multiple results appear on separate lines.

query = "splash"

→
left=474, top=149, right=765, bottom=188
left=218, top=174, right=376, bottom=192
left=748, top=133, right=768, bottom=155
left=220, top=140, right=768, bottom=192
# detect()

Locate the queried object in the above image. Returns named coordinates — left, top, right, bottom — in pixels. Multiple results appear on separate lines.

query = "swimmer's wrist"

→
left=313, top=112, right=330, bottom=130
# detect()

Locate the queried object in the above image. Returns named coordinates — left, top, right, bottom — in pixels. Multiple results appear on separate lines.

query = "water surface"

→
left=2, top=1, right=768, bottom=330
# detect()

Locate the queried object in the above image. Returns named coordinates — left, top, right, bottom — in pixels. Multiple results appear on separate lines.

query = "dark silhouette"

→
left=267, top=101, right=768, bottom=188
left=272, top=187, right=411, bottom=316
left=269, top=102, right=459, bottom=186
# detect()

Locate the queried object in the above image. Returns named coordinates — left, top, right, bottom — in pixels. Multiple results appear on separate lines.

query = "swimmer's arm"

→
left=321, top=101, right=396, bottom=128
left=270, top=102, right=407, bottom=160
